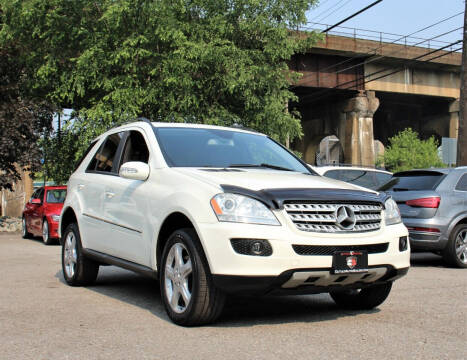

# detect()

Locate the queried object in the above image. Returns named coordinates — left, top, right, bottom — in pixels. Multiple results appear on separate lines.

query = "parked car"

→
left=310, top=165, right=392, bottom=191
left=385, top=168, right=467, bottom=268
left=22, top=186, right=67, bottom=245
left=59, top=120, right=410, bottom=326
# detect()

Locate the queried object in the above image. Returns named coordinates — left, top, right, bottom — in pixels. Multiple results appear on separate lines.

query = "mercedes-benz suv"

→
left=59, top=120, right=410, bottom=326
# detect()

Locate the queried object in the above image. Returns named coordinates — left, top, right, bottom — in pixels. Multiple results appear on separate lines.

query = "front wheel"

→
left=330, top=282, right=392, bottom=310
left=160, top=229, right=225, bottom=326
left=61, top=223, right=99, bottom=286
left=443, top=224, right=467, bottom=268
left=42, top=219, right=54, bottom=245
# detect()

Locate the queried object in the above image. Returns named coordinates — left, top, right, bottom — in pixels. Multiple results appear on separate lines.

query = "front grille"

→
left=284, top=202, right=382, bottom=233
left=292, top=243, right=389, bottom=256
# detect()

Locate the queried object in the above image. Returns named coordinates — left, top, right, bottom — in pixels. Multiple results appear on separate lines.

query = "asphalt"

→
left=0, top=233, right=465, bottom=360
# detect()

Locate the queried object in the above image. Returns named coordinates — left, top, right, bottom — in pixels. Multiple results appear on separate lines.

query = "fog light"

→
left=230, top=239, right=273, bottom=256
left=399, top=236, right=408, bottom=251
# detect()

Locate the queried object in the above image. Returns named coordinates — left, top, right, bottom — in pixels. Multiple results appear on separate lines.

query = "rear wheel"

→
left=443, top=224, right=467, bottom=268
left=330, top=282, right=392, bottom=310
left=42, top=219, right=54, bottom=245
left=160, top=228, right=225, bottom=326
left=61, top=223, right=99, bottom=286
left=22, top=217, right=32, bottom=239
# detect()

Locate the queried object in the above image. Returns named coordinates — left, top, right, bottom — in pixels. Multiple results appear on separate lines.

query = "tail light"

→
left=406, top=197, right=440, bottom=208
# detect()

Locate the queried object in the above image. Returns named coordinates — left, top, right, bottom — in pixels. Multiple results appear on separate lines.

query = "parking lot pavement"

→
left=0, top=233, right=466, bottom=360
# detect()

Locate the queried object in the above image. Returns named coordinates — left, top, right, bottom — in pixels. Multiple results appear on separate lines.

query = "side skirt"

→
left=82, top=248, right=158, bottom=279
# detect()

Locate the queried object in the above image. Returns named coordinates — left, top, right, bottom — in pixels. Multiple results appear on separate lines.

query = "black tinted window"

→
left=120, top=131, right=149, bottom=169
left=87, top=133, right=123, bottom=173
left=74, top=140, right=98, bottom=171
left=388, top=171, right=445, bottom=191
left=455, top=173, right=467, bottom=191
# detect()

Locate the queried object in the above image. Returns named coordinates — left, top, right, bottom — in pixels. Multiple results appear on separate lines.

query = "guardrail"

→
left=299, top=22, right=462, bottom=52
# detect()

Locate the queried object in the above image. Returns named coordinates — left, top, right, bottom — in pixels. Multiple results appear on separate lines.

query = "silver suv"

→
left=385, top=167, right=467, bottom=268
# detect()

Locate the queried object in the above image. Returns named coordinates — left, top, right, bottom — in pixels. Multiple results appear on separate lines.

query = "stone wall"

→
left=0, top=167, right=34, bottom=218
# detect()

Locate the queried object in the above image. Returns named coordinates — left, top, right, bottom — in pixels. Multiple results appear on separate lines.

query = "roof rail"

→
left=137, top=117, right=152, bottom=125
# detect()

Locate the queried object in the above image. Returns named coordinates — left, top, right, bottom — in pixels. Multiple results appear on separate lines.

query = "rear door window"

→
left=388, top=171, right=446, bottom=191
left=87, top=132, right=124, bottom=174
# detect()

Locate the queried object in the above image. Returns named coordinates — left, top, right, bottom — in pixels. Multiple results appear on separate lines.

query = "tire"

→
left=330, top=282, right=393, bottom=310
left=443, top=224, right=467, bottom=268
left=160, top=228, right=225, bottom=326
left=42, top=219, right=54, bottom=245
left=22, top=217, right=32, bottom=239
left=61, top=223, right=99, bottom=286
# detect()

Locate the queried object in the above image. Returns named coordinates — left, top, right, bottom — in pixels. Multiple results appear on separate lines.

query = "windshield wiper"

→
left=228, top=163, right=294, bottom=172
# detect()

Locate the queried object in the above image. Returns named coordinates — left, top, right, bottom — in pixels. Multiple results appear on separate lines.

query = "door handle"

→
left=78, top=184, right=85, bottom=190
left=105, top=192, right=115, bottom=199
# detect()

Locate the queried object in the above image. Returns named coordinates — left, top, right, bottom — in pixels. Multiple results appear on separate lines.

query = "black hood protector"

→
left=221, top=185, right=389, bottom=210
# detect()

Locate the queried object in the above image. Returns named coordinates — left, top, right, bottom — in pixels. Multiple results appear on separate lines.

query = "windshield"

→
left=46, top=189, right=67, bottom=203
left=155, top=127, right=313, bottom=174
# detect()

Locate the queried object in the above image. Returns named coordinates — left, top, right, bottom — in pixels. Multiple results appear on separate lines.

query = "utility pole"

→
left=457, top=2, right=467, bottom=166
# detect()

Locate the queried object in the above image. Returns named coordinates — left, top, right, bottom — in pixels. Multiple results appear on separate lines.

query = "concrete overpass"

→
left=289, top=32, right=462, bottom=166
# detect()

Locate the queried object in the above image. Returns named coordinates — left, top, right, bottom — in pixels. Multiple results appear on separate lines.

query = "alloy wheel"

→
left=455, top=229, right=467, bottom=264
left=164, top=242, right=193, bottom=313
left=63, top=231, right=77, bottom=278
left=42, top=221, right=49, bottom=243
left=22, top=218, right=27, bottom=237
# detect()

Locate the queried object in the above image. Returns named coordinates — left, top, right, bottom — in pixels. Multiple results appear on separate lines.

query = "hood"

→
left=173, top=168, right=377, bottom=194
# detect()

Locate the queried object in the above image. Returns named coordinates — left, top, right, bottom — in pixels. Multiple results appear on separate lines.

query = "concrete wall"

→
left=1, top=167, right=34, bottom=218
left=365, top=63, right=460, bottom=98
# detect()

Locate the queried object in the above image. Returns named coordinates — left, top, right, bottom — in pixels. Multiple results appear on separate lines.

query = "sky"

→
left=305, top=0, right=465, bottom=49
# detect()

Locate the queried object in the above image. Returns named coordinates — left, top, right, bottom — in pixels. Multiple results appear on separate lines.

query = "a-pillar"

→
left=341, top=91, right=379, bottom=166
left=449, top=99, right=459, bottom=139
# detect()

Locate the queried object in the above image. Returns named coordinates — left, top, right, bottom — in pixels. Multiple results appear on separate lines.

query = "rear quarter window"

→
left=455, top=173, right=467, bottom=191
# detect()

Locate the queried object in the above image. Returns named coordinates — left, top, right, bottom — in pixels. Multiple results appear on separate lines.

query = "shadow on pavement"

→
left=410, top=252, right=446, bottom=267
left=56, top=266, right=379, bottom=327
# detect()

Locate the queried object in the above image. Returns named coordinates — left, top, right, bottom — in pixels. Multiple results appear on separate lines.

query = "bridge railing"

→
left=299, top=22, right=461, bottom=52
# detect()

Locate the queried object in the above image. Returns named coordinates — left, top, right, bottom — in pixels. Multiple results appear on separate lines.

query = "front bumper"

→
left=47, top=218, right=60, bottom=239
left=196, top=217, right=410, bottom=282
left=212, top=266, right=409, bottom=295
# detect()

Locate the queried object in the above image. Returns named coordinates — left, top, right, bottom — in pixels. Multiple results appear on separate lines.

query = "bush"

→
left=382, top=128, right=445, bottom=173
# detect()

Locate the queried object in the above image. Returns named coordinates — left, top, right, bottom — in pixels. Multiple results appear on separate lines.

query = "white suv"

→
left=60, top=120, right=410, bottom=326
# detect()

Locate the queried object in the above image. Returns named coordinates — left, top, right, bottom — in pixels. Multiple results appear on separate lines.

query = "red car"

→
left=22, top=186, right=67, bottom=245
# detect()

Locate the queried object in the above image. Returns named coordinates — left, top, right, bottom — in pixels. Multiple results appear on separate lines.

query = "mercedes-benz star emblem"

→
left=335, top=205, right=356, bottom=230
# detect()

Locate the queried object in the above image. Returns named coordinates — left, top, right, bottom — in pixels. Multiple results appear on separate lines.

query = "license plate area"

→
left=332, top=251, right=368, bottom=274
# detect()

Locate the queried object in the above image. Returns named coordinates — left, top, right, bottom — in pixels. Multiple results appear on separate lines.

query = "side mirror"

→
left=119, top=161, right=150, bottom=181
left=31, top=198, right=41, bottom=205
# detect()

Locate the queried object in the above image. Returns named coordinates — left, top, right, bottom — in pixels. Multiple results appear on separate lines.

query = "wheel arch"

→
left=447, top=214, right=467, bottom=240
left=60, top=207, right=78, bottom=242
left=156, top=212, right=206, bottom=271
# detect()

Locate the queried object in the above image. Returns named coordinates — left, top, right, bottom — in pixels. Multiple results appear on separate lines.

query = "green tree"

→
left=0, top=32, right=53, bottom=190
left=382, top=128, right=445, bottom=173
left=0, top=0, right=319, bottom=142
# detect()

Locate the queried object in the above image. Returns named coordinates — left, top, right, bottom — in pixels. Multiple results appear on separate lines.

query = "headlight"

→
left=51, top=215, right=60, bottom=222
left=210, top=193, right=280, bottom=226
left=384, top=198, right=401, bottom=226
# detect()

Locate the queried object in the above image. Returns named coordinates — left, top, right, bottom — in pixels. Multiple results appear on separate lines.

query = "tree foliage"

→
left=1, top=0, right=319, bottom=144
left=0, top=38, right=53, bottom=190
left=382, top=128, right=445, bottom=173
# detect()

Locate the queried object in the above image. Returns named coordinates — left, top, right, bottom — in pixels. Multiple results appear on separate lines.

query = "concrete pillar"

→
left=449, top=99, right=459, bottom=139
left=341, top=91, right=380, bottom=166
